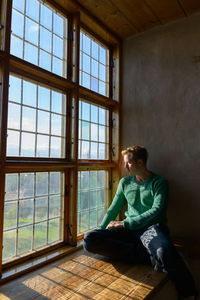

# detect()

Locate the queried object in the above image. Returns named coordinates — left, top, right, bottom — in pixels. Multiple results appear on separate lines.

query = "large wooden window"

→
left=0, top=0, right=120, bottom=275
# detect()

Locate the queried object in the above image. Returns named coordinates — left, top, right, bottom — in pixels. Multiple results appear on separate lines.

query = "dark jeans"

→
left=83, top=223, right=197, bottom=298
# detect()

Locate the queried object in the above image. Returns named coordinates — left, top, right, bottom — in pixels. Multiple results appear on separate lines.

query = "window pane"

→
left=10, top=36, right=23, bottom=58
left=80, top=31, right=109, bottom=96
left=36, top=134, right=49, bottom=157
left=53, top=14, right=64, bottom=37
left=19, top=199, right=34, bottom=226
left=13, top=0, right=25, bottom=13
left=91, top=124, right=98, bottom=141
left=99, top=125, right=106, bottom=142
left=40, top=4, right=52, bottom=30
left=11, top=10, right=24, bottom=37
left=26, top=0, right=39, bottom=21
left=39, top=50, right=51, bottom=72
left=82, top=121, right=90, bottom=140
left=77, top=170, right=108, bottom=234
left=82, top=102, right=90, bottom=121
left=91, top=106, right=98, bottom=123
left=35, top=197, right=48, bottom=222
left=3, top=172, right=64, bottom=262
left=24, top=42, right=38, bottom=65
left=21, top=132, right=35, bottom=156
left=34, top=222, right=47, bottom=249
left=52, top=57, right=63, bottom=76
left=53, top=35, right=63, bottom=58
left=25, top=17, right=39, bottom=46
left=91, top=142, right=98, bottom=159
left=40, top=26, right=52, bottom=53
left=7, top=75, right=66, bottom=158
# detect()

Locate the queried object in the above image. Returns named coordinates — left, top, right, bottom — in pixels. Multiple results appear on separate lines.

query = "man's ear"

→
left=137, top=159, right=144, bottom=167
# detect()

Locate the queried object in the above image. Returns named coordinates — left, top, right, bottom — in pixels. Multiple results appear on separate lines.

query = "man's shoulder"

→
left=150, top=172, right=169, bottom=190
left=120, top=175, right=133, bottom=185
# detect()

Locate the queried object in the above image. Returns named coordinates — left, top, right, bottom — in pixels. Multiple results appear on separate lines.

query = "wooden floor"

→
left=0, top=249, right=168, bottom=300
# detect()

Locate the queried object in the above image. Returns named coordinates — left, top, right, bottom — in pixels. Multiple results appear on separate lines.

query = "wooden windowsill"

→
left=0, top=243, right=83, bottom=285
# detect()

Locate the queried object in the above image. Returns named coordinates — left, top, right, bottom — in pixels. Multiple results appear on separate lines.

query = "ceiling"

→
left=75, top=0, right=200, bottom=39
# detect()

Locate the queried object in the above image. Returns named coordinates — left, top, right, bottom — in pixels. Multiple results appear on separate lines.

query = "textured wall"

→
left=122, top=13, right=200, bottom=240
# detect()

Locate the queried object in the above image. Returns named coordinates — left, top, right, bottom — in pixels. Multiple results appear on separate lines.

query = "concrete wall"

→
left=122, top=13, right=200, bottom=240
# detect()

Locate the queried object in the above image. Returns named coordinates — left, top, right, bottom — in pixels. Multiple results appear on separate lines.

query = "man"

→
left=84, top=146, right=198, bottom=300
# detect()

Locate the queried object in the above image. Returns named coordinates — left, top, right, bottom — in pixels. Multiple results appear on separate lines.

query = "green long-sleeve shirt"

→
left=99, top=172, right=169, bottom=230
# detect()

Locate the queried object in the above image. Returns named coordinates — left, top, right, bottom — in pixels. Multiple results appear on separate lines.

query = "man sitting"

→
left=84, top=146, right=198, bottom=300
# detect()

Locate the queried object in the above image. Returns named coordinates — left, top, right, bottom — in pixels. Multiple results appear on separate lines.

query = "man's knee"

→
left=83, top=230, right=100, bottom=252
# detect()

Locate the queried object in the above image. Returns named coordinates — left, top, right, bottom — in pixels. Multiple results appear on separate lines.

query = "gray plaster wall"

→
left=122, top=13, right=200, bottom=240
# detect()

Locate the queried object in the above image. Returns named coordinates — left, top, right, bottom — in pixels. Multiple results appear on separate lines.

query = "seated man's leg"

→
left=139, top=224, right=197, bottom=298
left=84, top=228, right=150, bottom=264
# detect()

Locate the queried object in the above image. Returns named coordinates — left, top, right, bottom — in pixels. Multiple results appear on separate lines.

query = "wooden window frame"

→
left=0, top=0, right=121, bottom=277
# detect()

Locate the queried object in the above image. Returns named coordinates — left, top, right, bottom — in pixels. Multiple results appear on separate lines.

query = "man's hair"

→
left=121, top=146, right=148, bottom=165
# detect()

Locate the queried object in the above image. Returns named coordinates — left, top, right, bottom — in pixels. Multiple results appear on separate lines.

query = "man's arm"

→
left=99, top=179, right=127, bottom=229
left=124, top=178, right=169, bottom=230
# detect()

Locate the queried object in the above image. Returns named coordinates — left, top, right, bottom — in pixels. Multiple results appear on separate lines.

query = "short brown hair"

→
left=121, top=146, right=148, bottom=165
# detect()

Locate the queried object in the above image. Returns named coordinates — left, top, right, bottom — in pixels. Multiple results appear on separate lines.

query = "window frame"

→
left=0, top=0, right=121, bottom=276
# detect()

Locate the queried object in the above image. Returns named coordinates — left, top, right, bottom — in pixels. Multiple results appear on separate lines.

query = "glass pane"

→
left=19, top=199, right=34, bottom=226
left=26, top=0, right=39, bottom=21
left=36, top=173, right=48, bottom=196
left=90, top=191, right=97, bottom=209
left=51, top=114, right=62, bottom=136
left=35, top=197, right=48, bottom=222
left=99, top=125, right=106, bottom=142
left=80, top=211, right=89, bottom=232
left=82, top=121, right=90, bottom=140
left=34, top=221, right=47, bottom=249
left=13, top=0, right=25, bottom=13
left=82, top=53, right=90, bottom=73
left=18, top=225, right=32, bottom=254
left=5, top=174, right=18, bottom=201
left=82, top=72, right=90, bottom=89
left=4, top=202, right=17, bottom=230
left=23, top=80, right=37, bottom=107
left=8, top=103, right=21, bottom=129
left=25, top=17, right=39, bottom=46
left=90, top=171, right=97, bottom=187
left=53, top=13, right=64, bottom=37
left=24, top=41, right=38, bottom=65
left=99, top=108, right=106, bottom=125
left=80, top=171, right=89, bottom=190
left=11, top=10, right=24, bottom=38
left=49, top=195, right=60, bottom=218
left=82, top=102, right=90, bottom=121
left=91, top=106, right=98, bottom=123
left=9, top=75, right=21, bottom=103
left=38, top=86, right=50, bottom=110
left=91, top=124, right=98, bottom=141
left=50, top=172, right=61, bottom=194
left=48, top=218, right=60, bottom=243
left=20, top=173, right=34, bottom=198
left=40, top=26, right=52, bottom=53
left=92, top=41, right=98, bottom=60
left=97, top=208, right=104, bottom=224
left=39, top=50, right=51, bottom=72
left=98, top=170, right=106, bottom=188
left=40, top=4, right=52, bottom=30
left=99, top=64, right=105, bottom=81
left=99, top=81, right=105, bottom=96
left=52, top=57, right=63, bottom=76
left=99, top=143, right=106, bottom=159
left=3, top=230, right=16, bottom=260
left=82, top=34, right=90, bottom=55
left=37, top=111, right=50, bottom=134
left=51, top=91, right=63, bottom=114
left=99, top=46, right=106, bottom=64
left=22, top=107, right=36, bottom=132
left=91, top=77, right=98, bottom=93
left=90, top=210, right=97, bottom=228
left=7, top=130, right=20, bottom=156
left=91, top=59, right=98, bottom=77
left=36, top=134, right=49, bottom=157
left=10, top=35, right=23, bottom=58
left=53, top=35, right=63, bottom=58
left=50, top=137, right=62, bottom=157
left=21, top=132, right=35, bottom=156
left=91, top=142, right=98, bottom=159
left=80, top=191, right=89, bottom=210
left=97, top=190, right=105, bottom=207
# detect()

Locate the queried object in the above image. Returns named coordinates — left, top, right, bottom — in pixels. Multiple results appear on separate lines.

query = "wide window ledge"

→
left=0, top=243, right=83, bottom=285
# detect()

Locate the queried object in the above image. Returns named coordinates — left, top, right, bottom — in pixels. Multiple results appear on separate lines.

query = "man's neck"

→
left=135, top=169, right=151, bottom=182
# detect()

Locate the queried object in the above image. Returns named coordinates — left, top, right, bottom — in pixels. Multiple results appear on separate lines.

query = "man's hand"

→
left=106, top=221, right=124, bottom=229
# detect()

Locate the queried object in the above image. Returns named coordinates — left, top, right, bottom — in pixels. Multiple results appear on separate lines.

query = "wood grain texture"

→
left=0, top=250, right=167, bottom=299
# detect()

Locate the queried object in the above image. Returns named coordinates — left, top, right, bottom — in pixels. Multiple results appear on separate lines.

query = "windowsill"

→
left=0, top=243, right=83, bottom=285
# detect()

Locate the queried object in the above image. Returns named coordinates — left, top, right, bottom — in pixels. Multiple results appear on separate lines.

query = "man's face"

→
left=123, top=154, right=138, bottom=174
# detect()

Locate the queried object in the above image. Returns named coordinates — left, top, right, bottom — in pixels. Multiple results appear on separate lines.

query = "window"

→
left=3, top=172, right=64, bottom=262
left=78, top=100, right=109, bottom=160
left=7, top=74, right=66, bottom=158
left=77, top=170, right=108, bottom=234
left=11, top=0, right=68, bottom=77
left=79, top=31, right=109, bottom=96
